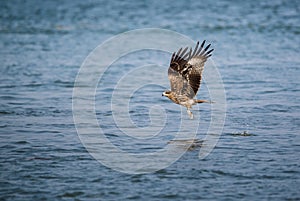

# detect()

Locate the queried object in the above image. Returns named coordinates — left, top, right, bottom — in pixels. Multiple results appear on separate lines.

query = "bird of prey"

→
left=162, top=40, right=213, bottom=119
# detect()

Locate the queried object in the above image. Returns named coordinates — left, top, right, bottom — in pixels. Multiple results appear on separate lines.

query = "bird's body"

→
left=162, top=40, right=213, bottom=119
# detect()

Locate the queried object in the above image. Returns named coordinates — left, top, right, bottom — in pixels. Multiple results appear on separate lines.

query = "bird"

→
left=162, top=40, right=214, bottom=119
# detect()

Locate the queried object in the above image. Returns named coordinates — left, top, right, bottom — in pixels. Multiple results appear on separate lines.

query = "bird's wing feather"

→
left=168, top=40, right=213, bottom=98
left=168, top=67, right=194, bottom=98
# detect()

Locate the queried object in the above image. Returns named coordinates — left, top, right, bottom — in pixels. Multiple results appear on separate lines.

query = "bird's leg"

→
left=187, top=108, right=193, bottom=119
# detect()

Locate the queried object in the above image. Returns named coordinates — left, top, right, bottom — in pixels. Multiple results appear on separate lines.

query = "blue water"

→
left=1, top=0, right=300, bottom=200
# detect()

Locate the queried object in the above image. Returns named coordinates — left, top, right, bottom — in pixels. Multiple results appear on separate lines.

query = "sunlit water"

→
left=1, top=0, right=299, bottom=200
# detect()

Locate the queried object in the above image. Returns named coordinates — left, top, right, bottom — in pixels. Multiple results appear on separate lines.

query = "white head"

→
left=162, top=90, right=171, bottom=97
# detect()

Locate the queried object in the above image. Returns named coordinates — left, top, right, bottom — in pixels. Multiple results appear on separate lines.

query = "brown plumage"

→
left=162, top=40, right=213, bottom=119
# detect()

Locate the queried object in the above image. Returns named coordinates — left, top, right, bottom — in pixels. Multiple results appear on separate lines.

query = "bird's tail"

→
left=196, top=99, right=214, bottom=104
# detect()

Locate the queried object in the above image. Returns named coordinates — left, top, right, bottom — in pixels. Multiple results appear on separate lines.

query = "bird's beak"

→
left=162, top=93, right=164, bottom=96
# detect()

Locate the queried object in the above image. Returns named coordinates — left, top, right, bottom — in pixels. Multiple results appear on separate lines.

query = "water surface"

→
left=0, top=0, right=299, bottom=200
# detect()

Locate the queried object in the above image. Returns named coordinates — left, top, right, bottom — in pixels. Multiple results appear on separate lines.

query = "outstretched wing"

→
left=168, top=40, right=213, bottom=98
left=168, top=46, right=193, bottom=98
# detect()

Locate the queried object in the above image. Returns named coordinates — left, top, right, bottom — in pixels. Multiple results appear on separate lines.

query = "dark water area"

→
left=1, top=0, right=299, bottom=200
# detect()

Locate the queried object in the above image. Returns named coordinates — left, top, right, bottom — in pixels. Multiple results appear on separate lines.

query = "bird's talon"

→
left=187, top=110, right=193, bottom=119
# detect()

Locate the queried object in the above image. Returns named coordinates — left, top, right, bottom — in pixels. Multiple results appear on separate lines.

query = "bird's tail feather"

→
left=196, top=99, right=214, bottom=104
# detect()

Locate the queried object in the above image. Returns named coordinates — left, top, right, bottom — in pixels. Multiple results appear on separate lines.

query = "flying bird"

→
left=162, top=40, right=214, bottom=119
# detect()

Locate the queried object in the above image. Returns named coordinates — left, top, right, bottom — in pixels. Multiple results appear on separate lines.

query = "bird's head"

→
left=162, top=90, right=171, bottom=97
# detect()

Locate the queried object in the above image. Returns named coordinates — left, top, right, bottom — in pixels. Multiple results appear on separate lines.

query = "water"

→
left=1, top=0, right=300, bottom=200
